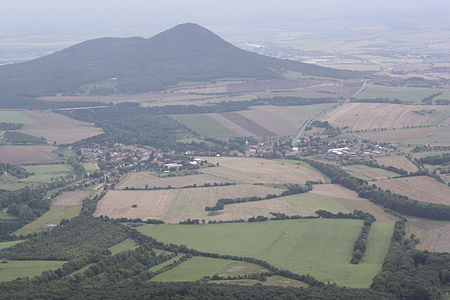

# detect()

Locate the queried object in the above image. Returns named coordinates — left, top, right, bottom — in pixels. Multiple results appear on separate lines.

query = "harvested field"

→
left=51, top=191, right=93, bottom=206
left=342, top=164, right=399, bottom=181
left=172, top=105, right=333, bottom=138
left=116, top=172, right=232, bottom=190
left=94, top=184, right=284, bottom=223
left=406, top=218, right=450, bottom=253
left=220, top=112, right=277, bottom=137
left=19, top=110, right=103, bottom=144
left=170, top=114, right=238, bottom=138
left=199, top=157, right=324, bottom=184
left=227, top=79, right=324, bottom=93
left=374, top=155, right=418, bottom=173
left=376, top=176, right=450, bottom=205
left=321, top=103, right=445, bottom=131
left=0, top=146, right=61, bottom=165
left=309, top=184, right=397, bottom=222
left=355, top=126, right=450, bottom=146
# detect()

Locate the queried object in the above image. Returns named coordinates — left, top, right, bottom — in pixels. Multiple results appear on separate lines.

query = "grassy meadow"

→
left=139, top=219, right=393, bottom=288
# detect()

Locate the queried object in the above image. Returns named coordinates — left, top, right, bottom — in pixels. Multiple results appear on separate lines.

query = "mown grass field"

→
left=109, top=238, right=139, bottom=255
left=0, top=240, right=24, bottom=250
left=343, top=164, right=399, bottom=181
left=151, top=256, right=231, bottom=282
left=0, top=260, right=66, bottom=282
left=0, top=110, right=34, bottom=124
left=14, top=205, right=81, bottom=236
left=0, top=163, right=72, bottom=191
left=139, top=219, right=393, bottom=288
left=170, top=114, right=236, bottom=138
left=355, top=85, right=450, bottom=104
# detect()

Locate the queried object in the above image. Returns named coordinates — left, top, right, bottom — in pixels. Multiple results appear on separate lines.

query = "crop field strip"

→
left=321, top=102, right=446, bottom=131
left=171, top=104, right=333, bottom=138
left=406, top=217, right=450, bottom=253
left=139, top=219, right=394, bottom=288
left=354, top=126, right=450, bottom=146
left=0, top=146, right=61, bottom=165
left=116, top=172, right=233, bottom=189
left=19, top=110, right=104, bottom=144
left=94, top=184, right=284, bottom=223
left=219, top=112, right=277, bottom=137
left=374, top=155, right=418, bottom=173
left=198, top=157, right=325, bottom=185
left=308, top=184, right=397, bottom=222
left=342, top=164, right=399, bottom=181
left=375, top=175, right=450, bottom=205
left=51, top=191, right=94, bottom=206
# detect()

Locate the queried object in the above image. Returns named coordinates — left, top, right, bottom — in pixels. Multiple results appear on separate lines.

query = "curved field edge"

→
left=138, top=219, right=394, bottom=288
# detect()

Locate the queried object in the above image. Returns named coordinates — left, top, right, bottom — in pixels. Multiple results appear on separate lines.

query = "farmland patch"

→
left=139, top=219, right=392, bottom=288
left=199, top=157, right=324, bottom=184
left=116, top=172, right=232, bottom=190
left=0, top=146, right=61, bottom=165
left=375, top=176, right=450, bottom=205
left=94, top=185, right=283, bottom=223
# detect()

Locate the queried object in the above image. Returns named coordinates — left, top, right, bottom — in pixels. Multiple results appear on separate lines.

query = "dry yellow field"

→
left=406, top=218, right=450, bottom=253
left=309, top=184, right=397, bottom=222
left=20, top=110, right=103, bottom=144
left=374, top=155, right=418, bottom=173
left=321, top=103, right=445, bottom=131
left=0, top=146, right=61, bottom=165
left=94, top=184, right=284, bottom=223
left=199, top=157, right=324, bottom=184
left=116, top=172, right=232, bottom=189
left=51, top=191, right=93, bottom=206
left=376, top=176, right=450, bottom=205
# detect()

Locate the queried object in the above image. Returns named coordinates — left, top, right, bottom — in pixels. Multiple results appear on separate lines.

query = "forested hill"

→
left=0, top=23, right=359, bottom=98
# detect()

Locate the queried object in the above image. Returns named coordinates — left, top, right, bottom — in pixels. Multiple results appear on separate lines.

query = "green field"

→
left=82, top=163, right=99, bottom=172
left=0, top=260, right=66, bottom=282
left=0, top=212, right=17, bottom=220
left=0, top=111, right=34, bottom=124
left=0, top=164, right=72, bottom=191
left=151, top=256, right=230, bottom=282
left=14, top=206, right=81, bottom=236
left=356, top=85, right=450, bottom=104
left=170, top=114, right=236, bottom=138
left=343, top=165, right=399, bottom=181
left=139, top=219, right=393, bottom=287
left=109, top=238, right=139, bottom=255
left=0, top=240, right=25, bottom=250
left=283, top=193, right=351, bottom=215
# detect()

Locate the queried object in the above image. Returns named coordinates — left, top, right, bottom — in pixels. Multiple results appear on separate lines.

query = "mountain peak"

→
left=148, top=23, right=231, bottom=51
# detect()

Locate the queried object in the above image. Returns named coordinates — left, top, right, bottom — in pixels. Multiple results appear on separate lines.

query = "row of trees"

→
left=305, top=159, right=450, bottom=220
left=205, top=183, right=313, bottom=211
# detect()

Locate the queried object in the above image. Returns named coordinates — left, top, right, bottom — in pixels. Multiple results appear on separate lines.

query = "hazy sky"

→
left=2, top=0, right=450, bottom=38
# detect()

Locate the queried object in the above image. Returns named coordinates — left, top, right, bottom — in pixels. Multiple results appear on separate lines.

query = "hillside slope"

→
left=0, top=23, right=359, bottom=97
